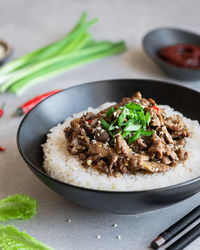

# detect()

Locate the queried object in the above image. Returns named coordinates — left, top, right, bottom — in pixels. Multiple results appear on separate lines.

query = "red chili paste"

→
left=158, top=44, right=200, bottom=69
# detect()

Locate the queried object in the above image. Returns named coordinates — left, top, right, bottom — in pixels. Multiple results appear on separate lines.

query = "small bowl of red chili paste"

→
left=143, top=28, right=200, bottom=81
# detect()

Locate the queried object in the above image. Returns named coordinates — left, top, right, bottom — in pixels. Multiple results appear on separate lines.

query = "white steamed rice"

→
left=42, top=103, right=200, bottom=191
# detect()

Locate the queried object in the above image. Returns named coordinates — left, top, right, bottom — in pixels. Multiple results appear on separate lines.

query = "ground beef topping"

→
left=64, top=92, right=191, bottom=176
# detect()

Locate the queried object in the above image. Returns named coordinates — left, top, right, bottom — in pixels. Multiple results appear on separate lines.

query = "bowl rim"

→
left=17, top=78, right=200, bottom=194
left=142, top=27, right=200, bottom=72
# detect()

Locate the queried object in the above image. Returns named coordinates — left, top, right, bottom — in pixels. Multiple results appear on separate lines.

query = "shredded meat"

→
left=64, top=92, right=191, bottom=176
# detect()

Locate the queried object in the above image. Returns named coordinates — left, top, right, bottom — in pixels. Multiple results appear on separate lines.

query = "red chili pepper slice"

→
left=0, top=109, right=3, bottom=118
left=0, top=146, right=5, bottom=151
left=0, top=103, right=5, bottom=118
left=88, top=119, right=92, bottom=124
left=15, top=89, right=63, bottom=116
left=152, top=106, right=159, bottom=113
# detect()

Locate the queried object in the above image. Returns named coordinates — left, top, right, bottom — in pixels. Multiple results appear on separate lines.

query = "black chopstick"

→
left=166, top=222, right=200, bottom=250
left=151, top=205, right=200, bottom=249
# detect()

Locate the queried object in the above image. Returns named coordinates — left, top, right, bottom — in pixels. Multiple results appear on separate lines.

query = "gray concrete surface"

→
left=0, top=1, right=200, bottom=249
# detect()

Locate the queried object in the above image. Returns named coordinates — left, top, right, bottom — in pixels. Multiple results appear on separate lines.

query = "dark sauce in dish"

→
left=158, top=44, right=200, bottom=69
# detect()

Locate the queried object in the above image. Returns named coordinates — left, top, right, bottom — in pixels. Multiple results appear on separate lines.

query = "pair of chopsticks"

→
left=151, top=205, right=200, bottom=250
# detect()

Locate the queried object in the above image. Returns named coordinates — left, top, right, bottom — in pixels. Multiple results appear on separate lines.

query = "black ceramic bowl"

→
left=143, top=28, right=200, bottom=81
left=17, top=79, right=200, bottom=214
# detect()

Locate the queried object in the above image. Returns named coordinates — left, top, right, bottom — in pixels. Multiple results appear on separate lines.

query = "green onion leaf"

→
left=138, top=110, right=146, bottom=129
left=106, top=107, right=115, bottom=117
left=128, top=110, right=136, bottom=120
left=122, top=119, right=134, bottom=126
left=125, top=102, right=142, bottom=111
left=108, top=119, right=118, bottom=130
left=122, top=131, right=130, bottom=139
left=128, top=130, right=141, bottom=144
left=109, top=125, right=115, bottom=130
left=145, top=111, right=151, bottom=126
left=124, top=124, right=141, bottom=132
left=108, top=130, right=114, bottom=137
left=132, top=109, right=140, bottom=121
left=101, top=118, right=110, bottom=130
left=113, top=131, right=122, bottom=137
left=140, top=130, right=155, bottom=136
left=118, top=109, right=127, bottom=126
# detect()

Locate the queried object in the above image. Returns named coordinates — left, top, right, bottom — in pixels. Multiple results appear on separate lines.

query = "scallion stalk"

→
left=9, top=41, right=126, bottom=94
left=0, top=13, right=96, bottom=76
left=0, top=32, right=93, bottom=93
left=0, top=13, right=127, bottom=95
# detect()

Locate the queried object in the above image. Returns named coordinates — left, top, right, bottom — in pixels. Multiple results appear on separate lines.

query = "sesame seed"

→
left=87, top=160, right=92, bottom=165
left=116, top=235, right=121, bottom=239
left=96, top=235, right=101, bottom=239
left=98, top=120, right=101, bottom=124
left=85, top=121, right=88, bottom=124
left=96, top=127, right=101, bottom=130
left=97, top=133, right=100, bottom=136
left=112, top=224, right=118, bottom=228
left=116, top=173, right=122, bottom=178
left=66, top=219, right=71, bottom=222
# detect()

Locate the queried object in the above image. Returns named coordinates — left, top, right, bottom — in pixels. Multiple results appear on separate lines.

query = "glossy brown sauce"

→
left=158, top=44, right=200, bottom=69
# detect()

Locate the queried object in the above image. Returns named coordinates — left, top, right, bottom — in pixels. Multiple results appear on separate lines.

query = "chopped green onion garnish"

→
left=101, top=102, right=155, bottom=143
left=124, top=124, right=141, bottom=132
left=145, top=111, right=151, bottom=125
left=128, top=130, right=141, bottom=144
left=109, top=119, right=117, bottom=131
left=138, top=110, right=146, bottom=129
left=101, top=118, right=110, bottom=130
left=118, top=109, right=127, bottom=126
left=122, top=131, right=130, bottom=139
left=125, top=102, right=142, bottom=111
left=113, top=131, right=122, bottom=137
left=140, top=130, right=155, bottom=136
left=122, top=119, right=134, bottom=126
left=106, top=107, right=115, bottom=117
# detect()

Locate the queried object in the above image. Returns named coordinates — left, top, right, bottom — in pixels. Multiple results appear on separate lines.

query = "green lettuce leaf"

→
left=0, top=225, right=53, bottom=250
left=0, top=194, right=38, bottom=222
